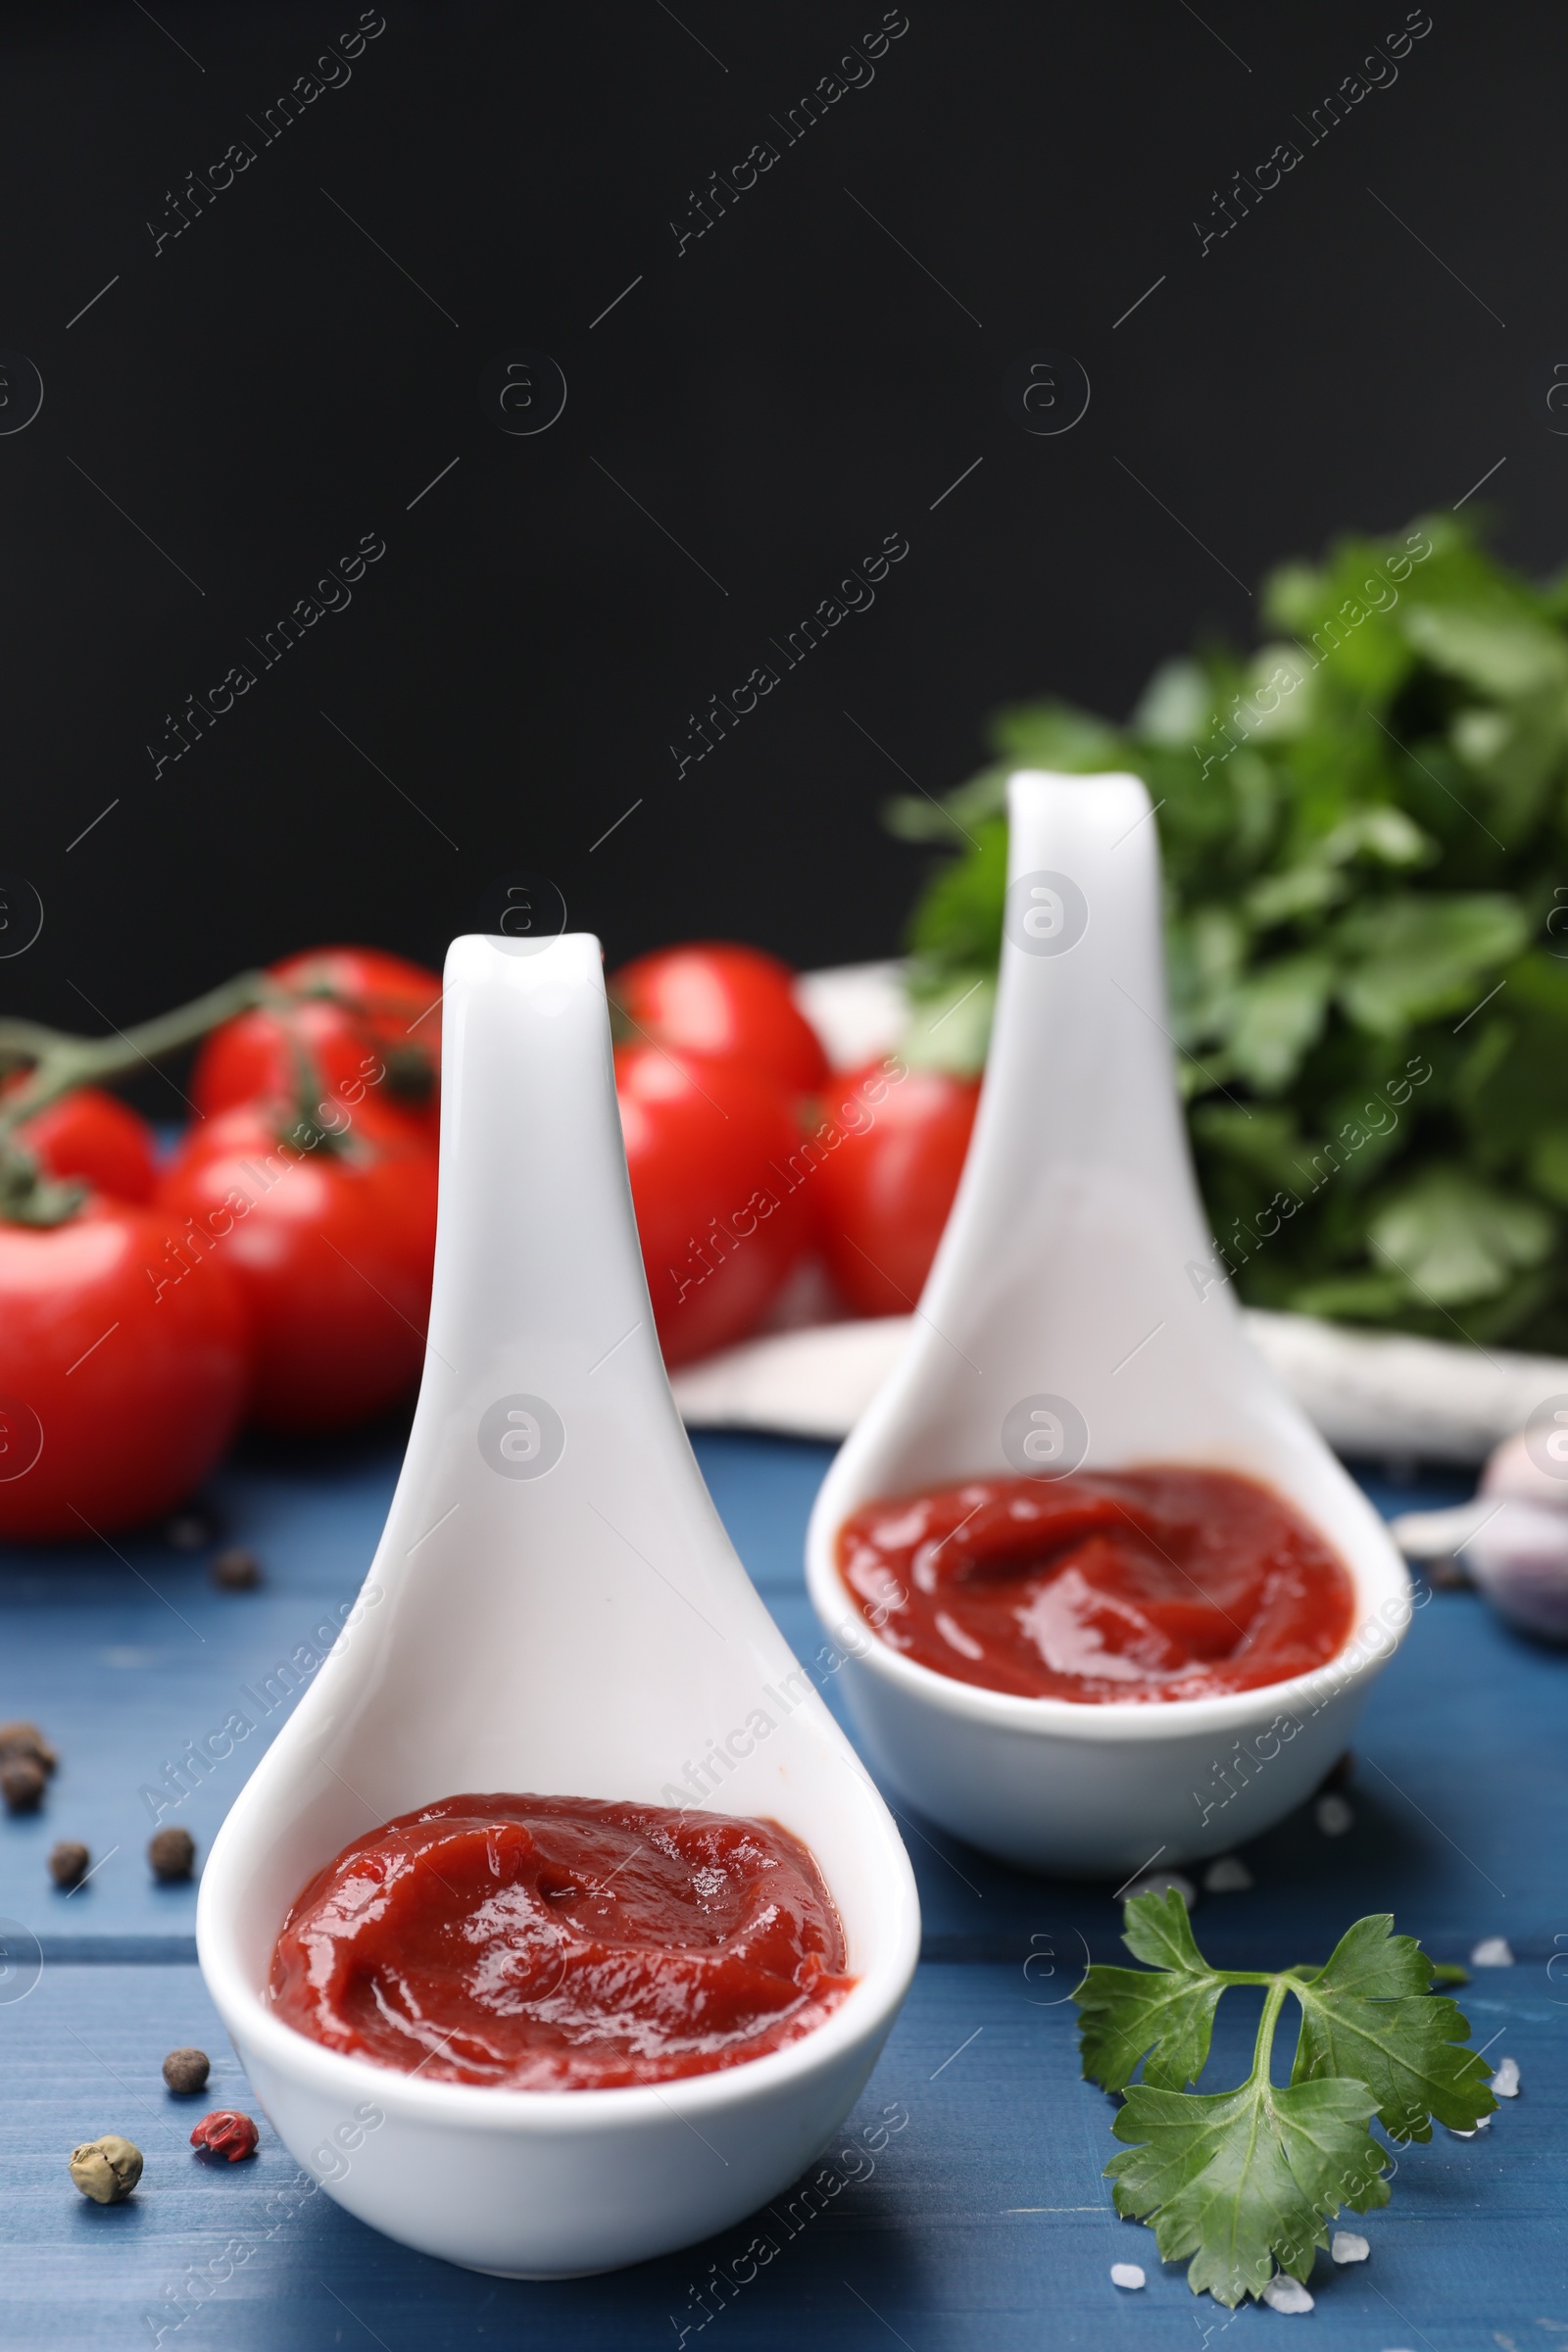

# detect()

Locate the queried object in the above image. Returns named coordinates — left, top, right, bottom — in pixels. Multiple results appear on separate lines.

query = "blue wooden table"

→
left=1, top=1429, right=1561, bottom=2349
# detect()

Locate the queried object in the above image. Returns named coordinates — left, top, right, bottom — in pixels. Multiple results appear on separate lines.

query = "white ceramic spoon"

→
left=198, top=933, right=918, bottom=2278
left=807, top=771, right=1411, bottom=1878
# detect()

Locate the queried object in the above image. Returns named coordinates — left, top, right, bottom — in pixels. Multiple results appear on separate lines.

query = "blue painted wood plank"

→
left=0, top=1424, right=1562, bottom=2344
left=0, top=1956, right=1556, bottom=2351
left=0, top=1431, right=820, bottom=1944
left=0, top=1430, right=407, bottom=1945
left=0, top=1432, right=1520, bottom=1970
left=764, top=1578, right=1565, bottom=1964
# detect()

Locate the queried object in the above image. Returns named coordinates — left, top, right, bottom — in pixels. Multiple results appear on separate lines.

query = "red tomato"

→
left=192, top=947, right=443, bottom=1141
left=813, top=1060, right=980, bottom=1316
left=615, top=1047, right=812, bottom=1367
left=4, top=1083, right=159, bottom=1203
left=0, top=1200, right=249, bottom=1541
left=157, top=1098, right=438, bottom=1432
left=609, top=945, right=828, bottom=1098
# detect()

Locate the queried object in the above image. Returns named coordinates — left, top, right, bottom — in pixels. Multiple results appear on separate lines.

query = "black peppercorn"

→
left=148, top=1827, right=196, bottom=1882
left=164, top=1506, right=220, bottom=1552
left=162, top=2046, right=210, bottom=2095
left=2, top=1756, right=46, bottom=1814
left=0, top=1719, right=57, bottom=1775
left=49, top=1839, right=89, bottom=1888
left=211, top=1546, right=262, bottom=1592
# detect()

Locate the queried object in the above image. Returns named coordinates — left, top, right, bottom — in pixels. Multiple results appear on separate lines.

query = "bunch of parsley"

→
left=888, top=513, right=1568, bottom=1351
left=1072, top=1890, right=1495, bottom=2306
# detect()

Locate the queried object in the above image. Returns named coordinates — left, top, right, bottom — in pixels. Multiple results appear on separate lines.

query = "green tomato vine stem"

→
left=0, top=971, right=278, bottom=1134
left=0, top=968, right=317, bottom=1225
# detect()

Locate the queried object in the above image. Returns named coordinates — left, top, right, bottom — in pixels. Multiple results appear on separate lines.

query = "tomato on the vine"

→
left=615, top=1046, right=813, bottom=1367
left=609, top=944, right=828, bottom=1099
left=192, top=946, right=443, bottom=1142
left=157, top=1096, right=438, bottom=1432
left=813, top=1060, right=980, bottom=1316
left=0, top=1200, right=249, bottom=1541
left=5, top=1083, right=158, bottom=1203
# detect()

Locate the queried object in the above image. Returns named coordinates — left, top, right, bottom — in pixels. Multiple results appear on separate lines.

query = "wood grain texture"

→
left=0, top=1432, right=1557, bottom=2347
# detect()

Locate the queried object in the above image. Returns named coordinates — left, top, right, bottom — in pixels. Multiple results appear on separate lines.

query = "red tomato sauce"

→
left=837, top=1468, right=1355, bottom=1703
left=269, top=1793, right=854, bottom=2090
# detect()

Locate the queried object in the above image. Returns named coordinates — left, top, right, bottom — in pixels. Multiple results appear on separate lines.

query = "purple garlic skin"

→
left=1481, top=1431, right=1568, bottom=1508
left=1466, top=1435, right=1568, bottom=1641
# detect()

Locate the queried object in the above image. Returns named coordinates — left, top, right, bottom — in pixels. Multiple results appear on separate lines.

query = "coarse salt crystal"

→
left=1470, top=1936, right=1514, bottom=1967
left=1203, top=1855, right=1253, bottom=1892
left=1315, top=1793, right=1354, bottom=1837
left=1109, top=2263, right=1145, bottom=2289
left=1491, top=2055, right=1520, bottom=2097
left=1261, top=2275, right=1314, bottom=2313
left=1447, top=2114, right=1492, bottom=2136
left=1331, top=2230, right=1369, bottom=2263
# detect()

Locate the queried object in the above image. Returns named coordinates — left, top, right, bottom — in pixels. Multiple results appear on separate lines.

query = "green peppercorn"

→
left=70, top=2134, right=143, bottom=2203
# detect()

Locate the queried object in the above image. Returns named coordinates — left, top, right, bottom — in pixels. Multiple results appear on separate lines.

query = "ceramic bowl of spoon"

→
left=806, top=771, right=1412, bottom=1880
left=197, top=932, right=919, bottom=2278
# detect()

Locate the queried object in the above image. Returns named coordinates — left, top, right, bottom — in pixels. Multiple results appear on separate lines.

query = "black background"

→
left=1, top=0, right=1554, bottom=1054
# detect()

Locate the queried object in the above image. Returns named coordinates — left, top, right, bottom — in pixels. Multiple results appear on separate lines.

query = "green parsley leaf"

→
left=1290, top=1914, right=1499, bottom=2140
left=1074, top=1898, right=1497, bottom=2307
left=889, top=510, right=1568, bottom=1354
left=1108, top=2071, right=1385, bottom=2306
left=1076, top=1889, right=1225, bottom=2091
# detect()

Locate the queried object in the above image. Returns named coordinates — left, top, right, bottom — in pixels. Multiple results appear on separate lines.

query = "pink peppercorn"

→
left=190, top=2109, right=259, bottom=2161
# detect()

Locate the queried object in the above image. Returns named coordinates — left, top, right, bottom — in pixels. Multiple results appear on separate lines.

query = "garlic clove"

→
left=1463, top=1499, right=1568, bottom=1642
left=1480, top=1431, right=1568, bottom=1511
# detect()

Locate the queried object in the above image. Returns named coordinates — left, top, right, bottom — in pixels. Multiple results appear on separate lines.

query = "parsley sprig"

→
left=1073, top=1891, right=1497, bottom=2307
left=889, top=512, right=1568, bottom=1354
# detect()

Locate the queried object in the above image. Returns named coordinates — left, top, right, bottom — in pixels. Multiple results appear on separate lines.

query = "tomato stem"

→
left=0, top=970, right=276, bottom=1136
left=0, top=968, right=286, bottom=1225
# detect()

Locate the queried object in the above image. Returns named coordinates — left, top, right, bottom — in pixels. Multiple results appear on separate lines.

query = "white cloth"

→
left=669, top=1289, right=1568, bottom=1467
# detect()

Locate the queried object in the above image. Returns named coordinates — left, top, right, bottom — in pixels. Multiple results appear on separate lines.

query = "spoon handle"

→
left=426, top=934, right=658, bottom=1388
left=925, top=770, right=1217, bottom=1329
left=866, top=768, right=1274, bottom=1485
left=996, top=768, right=1206, bottom=1255
left=384, top=929, right=772, bottom=1656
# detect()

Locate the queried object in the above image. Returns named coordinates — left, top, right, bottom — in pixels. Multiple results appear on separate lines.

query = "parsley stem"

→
left=1247, top=1976, right=1291, bottom=2087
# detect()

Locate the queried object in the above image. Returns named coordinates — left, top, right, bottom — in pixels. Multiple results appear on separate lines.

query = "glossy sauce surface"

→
left=838, top=1467, right=1355, bottom=1702
left=270, top=1792, right=854, bottom=2089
